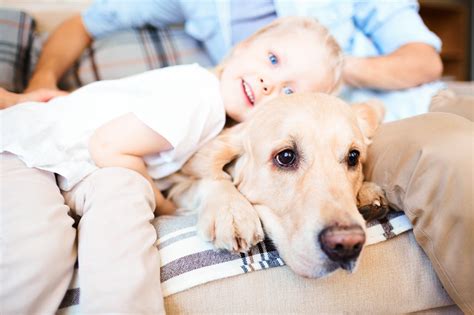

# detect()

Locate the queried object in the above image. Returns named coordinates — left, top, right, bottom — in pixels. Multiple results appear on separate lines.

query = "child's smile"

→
left=241, top=79, right=255, bottom=106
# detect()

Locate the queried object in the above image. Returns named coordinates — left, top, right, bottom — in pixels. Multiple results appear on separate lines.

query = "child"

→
left=0, top=17, right=342, bottom=314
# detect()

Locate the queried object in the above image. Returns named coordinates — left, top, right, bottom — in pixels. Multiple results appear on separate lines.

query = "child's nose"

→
left=259, top=78, right=274, bottom=95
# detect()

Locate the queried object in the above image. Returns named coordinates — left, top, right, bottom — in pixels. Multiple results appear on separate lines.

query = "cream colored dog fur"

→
left=166, top=93, right=387, bottom=278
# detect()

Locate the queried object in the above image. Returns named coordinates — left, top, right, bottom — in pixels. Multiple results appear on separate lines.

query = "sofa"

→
left=0, top=3, right=462, bottom=313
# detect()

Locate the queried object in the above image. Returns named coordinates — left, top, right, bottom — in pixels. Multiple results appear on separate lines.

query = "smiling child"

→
left=1, top=17, right=342, bottom=214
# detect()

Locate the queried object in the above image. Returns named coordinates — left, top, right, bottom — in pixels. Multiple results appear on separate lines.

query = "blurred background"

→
left=419, top=0, right=472, bottom=81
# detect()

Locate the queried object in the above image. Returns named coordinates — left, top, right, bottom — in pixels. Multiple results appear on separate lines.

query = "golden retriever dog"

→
left=165, top=93, right=387, bottom=278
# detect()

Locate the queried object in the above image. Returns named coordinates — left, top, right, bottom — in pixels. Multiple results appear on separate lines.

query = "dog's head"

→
left=222, top=93, right=384, bottom=277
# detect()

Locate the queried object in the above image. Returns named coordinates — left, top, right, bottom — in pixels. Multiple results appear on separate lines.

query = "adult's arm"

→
left=343, top=0, right=443, bottom=90
left=26, top=15, right=91, bottom=92
left=89, top=113, right=177, bottom=215
left=343, top=43, right=442, bottom=90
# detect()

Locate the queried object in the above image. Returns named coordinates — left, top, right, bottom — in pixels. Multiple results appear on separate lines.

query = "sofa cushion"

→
left=0, top=9, right=212, bottom=92
left=0, top=9, right=36, bottom=92
left=57, top=26, right=213, bottom=91
left=164, top=232, right=458, bottom=314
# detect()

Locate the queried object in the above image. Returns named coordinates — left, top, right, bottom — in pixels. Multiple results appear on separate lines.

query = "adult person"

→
left=6, top=0, right=474, bottom=313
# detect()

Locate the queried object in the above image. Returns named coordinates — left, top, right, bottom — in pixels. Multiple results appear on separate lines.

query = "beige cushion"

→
left=165, top=232, right=459, bottom=314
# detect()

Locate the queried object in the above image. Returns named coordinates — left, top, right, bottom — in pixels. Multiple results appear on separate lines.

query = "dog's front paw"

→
left=357, top=181, right=389, bottom=221
left=197, top=183, right=264, bottom=253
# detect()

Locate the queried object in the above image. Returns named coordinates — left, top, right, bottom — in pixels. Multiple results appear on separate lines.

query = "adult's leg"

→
left=0, top=153, right=77, bottom=314
left=364, top=112, right=473, bottom=313
left=63, top=167, right=165, bottom=314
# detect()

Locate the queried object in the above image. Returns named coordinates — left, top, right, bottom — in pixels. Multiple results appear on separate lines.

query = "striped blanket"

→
left=58, top=210, right=412, bottom=313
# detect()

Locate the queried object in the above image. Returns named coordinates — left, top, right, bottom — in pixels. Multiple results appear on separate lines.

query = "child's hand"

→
left=156, top=198, right=177, bottom=215
left=0, top=87, right=68, bottom=109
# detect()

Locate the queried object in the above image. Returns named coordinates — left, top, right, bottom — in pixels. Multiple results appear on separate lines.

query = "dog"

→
left=165, top=93, right=388, bottom=278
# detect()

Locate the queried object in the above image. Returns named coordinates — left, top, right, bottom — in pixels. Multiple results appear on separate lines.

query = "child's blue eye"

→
left=283, top=87, right=294, bottom=95
left=268, top=53, right=278, bottom=65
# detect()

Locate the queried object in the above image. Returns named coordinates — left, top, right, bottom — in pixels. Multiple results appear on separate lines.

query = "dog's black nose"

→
left=319, top=225, right=365, bottom=267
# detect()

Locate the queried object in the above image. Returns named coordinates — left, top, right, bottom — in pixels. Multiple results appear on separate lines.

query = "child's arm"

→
left=89, top=113, right=177, bottom=215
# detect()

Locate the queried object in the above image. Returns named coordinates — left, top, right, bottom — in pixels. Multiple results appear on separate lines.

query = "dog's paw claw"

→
left=236, top=238, right=248, bottom=252
left=357, top=181, right=389, bottom=221
left=255, top=231, right=264, bottom=243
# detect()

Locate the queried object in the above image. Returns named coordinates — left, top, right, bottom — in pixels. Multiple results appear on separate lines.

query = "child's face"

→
left=219, top=29, right=335, bottom=122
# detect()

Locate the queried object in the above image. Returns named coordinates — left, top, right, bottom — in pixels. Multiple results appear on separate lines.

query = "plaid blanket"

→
left=58, top=210, right=412, bottom=314
left=0, top=9, right=35, bottom=92
left=1, top=8, right=212, bottom=93
left=57, top=25, right=213, bottom=91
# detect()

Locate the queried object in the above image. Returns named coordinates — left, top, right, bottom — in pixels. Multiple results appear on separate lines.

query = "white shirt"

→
left=0, top=64, right=226, bottom=191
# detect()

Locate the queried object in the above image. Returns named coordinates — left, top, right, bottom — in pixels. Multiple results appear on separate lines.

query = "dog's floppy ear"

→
left=351, top=99, right=385, bottom=145
left=181, top=123, right=245, bottom=180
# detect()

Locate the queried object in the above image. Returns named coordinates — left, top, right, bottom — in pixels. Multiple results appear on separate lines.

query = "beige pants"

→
left=0, top=159, right=165, bottom=314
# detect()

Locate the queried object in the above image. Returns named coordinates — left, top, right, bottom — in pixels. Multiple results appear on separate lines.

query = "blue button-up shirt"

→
left=83, top=0, right=444, bottom=121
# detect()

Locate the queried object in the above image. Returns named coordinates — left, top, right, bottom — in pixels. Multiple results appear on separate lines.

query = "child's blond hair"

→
left=216, top=16, right=344, bottom=94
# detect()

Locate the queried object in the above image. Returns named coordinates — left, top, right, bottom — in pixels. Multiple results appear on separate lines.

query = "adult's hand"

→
left=0, top=87, right=68, bottom=109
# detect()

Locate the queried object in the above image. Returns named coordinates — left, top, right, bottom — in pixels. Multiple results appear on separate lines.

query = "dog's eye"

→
left=347, top=150, right=360, bottom=167
left=274, top=149, right=297, bottom=168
